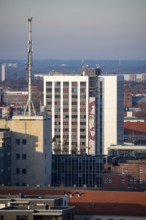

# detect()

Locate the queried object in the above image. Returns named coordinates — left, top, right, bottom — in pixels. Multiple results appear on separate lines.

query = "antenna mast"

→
left=24, top=17, right=36, bottom=116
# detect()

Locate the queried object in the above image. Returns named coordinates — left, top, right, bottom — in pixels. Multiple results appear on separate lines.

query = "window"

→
left=63, top=82, right=69, bottom=86
left=55, top=95, right=60, bottom=98
left=72, top=115, right=77, bottom=118
left=16, top=154, right=20, bottom=160
left=139, top=167, right=143, bottom=173
left=16, top=139, right=20, bottom=145
left=22, top=154, right=27, bottom=160
left=121, top=178, right=125, bottom=184
left=16, top=168, right=20, bottom=174
left=17, top=216, right=29, bottom=220
left=46, top=82, right=52, bottom=86
left=22, top=168, right=26, bottom=174
left=108, top=177, right=112, bottom=183
left=22, top=139, right=27, bottom=145
left=80, top=82, right=86, bottom=86
left=54, top=82, right=60, bottom=86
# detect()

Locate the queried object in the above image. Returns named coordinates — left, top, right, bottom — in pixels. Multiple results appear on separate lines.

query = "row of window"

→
left=104, top=177, right=146, bottom=184
left=46, top=81, right=86, bottom=86
left=16, top=139, right=27, bottom=145
left=129, top=178, right=146, bottom=184
left=16, top=168, right=27, bottom=174
left=55, top=115, right=86, bottom=119
left=47, top=101, right=86, bottom=105
left=48, top=95, right=86, bottom=99
left=16, top=154, right=27, bottom=160
left=123, top=166, right=146, bottom=173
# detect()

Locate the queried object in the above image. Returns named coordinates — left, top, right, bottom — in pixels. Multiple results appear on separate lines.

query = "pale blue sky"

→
left=0, top=0, right=146, bottom=60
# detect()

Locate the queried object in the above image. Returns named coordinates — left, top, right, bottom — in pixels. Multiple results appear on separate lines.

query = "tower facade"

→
left=97, top=75, right=124, bottom=154
left=44, top=74, right=90, bottom=154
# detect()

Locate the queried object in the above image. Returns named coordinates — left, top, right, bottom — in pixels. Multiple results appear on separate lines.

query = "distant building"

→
left=44, top=68, right=124, bottom=155
left=1, top=64, right=5, bottom=81
left=124, top=120, right=146, bottom=144
left=0, top=115, right=52, bottom=187
left=2, top=90, right=28, bottom=108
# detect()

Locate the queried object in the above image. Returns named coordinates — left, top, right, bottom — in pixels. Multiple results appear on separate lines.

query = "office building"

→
left=44, top=69, right=124, bottom=155
left=52, top=154, right=107, bottom=187
left=0, top=115, right=52, bottom=187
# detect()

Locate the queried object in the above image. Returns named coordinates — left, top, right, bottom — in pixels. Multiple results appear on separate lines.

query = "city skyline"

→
left=0, top=0, right=146, bottom=60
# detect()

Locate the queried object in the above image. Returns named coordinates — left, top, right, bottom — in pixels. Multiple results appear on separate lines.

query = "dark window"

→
left=16, top=168, right=20, bottom=174
left=46, top=82, right=52, bottom=86
left=22, top=139, right=27, bottom=145
left=16, top=139, right=20, bottom=145
left=17, top=216, right=29, bottom=220
left=63, top=82, right=69, bottom=86
left=22, top=168, right=26, bottom=174
left=16, top=154, right=20, bottom=160
left=22, top=154, right=27, bottom=160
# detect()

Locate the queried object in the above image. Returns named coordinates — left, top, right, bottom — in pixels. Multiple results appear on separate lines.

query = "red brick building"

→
left=102, top=160, right=146, bottom=190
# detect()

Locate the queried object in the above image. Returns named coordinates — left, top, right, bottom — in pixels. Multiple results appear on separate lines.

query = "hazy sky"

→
left=0, top=0, right=146, bottom=60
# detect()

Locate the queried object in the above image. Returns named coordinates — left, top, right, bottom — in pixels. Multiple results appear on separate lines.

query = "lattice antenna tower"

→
left=24, top=17, right=36, bottom=116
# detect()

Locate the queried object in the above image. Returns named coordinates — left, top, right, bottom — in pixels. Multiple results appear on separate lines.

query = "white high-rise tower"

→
left=44, top=69, right=124, bottom=155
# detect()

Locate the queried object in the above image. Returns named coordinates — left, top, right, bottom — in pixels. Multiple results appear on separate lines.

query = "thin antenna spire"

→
left=24, top=17, right=36, bottom=116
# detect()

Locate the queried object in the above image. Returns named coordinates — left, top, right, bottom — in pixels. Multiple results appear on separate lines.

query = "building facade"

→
left=44, top=69, right=124, bottom=155
left=0, top=115, right=52, bottom=187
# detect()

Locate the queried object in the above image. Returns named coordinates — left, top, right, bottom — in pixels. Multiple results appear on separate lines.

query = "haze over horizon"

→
left=0, top=0, right=146, bottom=60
